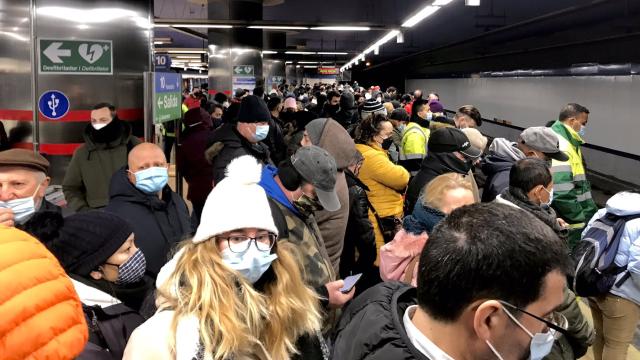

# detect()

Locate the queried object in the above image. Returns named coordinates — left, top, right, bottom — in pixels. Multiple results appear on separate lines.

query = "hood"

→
left=183, top=107, right=213, bottom=130
left=258, top=164, right=300, bottom=216
left=71, top=278, right=120, bottom=308
left=108, top=167, right=166, bottom=209
left=421, top=151, right=471, bottom=175
left=339, top=91, right=355, bottom=109
left=606, top=192, right=640, bottom=216
left=481, top=153, right=516, bottom=176
left=317, top=119, right=357, bottom=169
left=488, top=138, right=525, bottom=162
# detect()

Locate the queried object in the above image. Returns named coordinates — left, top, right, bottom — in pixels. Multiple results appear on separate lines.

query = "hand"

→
left=557, top=218, right=569, bottom=228
left=325, top=280, right=355, bottom=309
left=0, top=208, right=15, bottom=227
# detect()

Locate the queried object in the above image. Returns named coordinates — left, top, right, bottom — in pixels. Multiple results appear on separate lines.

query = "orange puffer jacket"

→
left=0, top=226, right=88, bottom=360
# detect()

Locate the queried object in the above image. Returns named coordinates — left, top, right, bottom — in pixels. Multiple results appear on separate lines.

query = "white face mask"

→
left=223, top=101, right=230, bottom=108
left=0, top=184, right=41, bottom=224
left=92, top=123, right=108, bottom=130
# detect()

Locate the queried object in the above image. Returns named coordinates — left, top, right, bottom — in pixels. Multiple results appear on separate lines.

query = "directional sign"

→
left=154, top=54, right=172, bottom=71
left=233, top=65, right=254, bottom=76
left=38, top=90, right=70, bottom=120
left=39, top=38, right=113, bottom=75
left=153, top=72, right=182, bottom=124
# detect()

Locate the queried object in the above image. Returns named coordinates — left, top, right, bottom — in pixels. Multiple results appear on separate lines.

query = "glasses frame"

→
left=218, top=233, right=278, bottom=253
left=499, top=300, right=569, bottom=337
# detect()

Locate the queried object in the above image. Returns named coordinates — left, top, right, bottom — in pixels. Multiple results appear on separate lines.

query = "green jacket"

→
left=63, top=122, right=141, bottom=211
left=550, top=121, right=598, bottom=248
left=545, top=288, right=595, bottom=360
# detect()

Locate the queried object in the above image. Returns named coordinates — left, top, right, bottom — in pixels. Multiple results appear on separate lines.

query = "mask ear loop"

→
left=485, top=340, right=505, bottom=360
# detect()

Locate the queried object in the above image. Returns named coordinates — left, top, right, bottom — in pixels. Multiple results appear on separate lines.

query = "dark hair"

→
left=428, top=92, right=440, bottom=100
left=253, top=86, right=265, bottom=98
left=267, top=96, right=282, bottom=111
left=417, top=203, right=571, bottom=322
left=327, top=90, right=340, bottom=101
left=559, top=103, right=590, bottom=122
left=401, top=94, right=412, bottom=104
left=355, top=113, right=388, bottom=144
left=387, top=86, right=397, bottom=93
left=410, top=99, right=428, bottom=123
left=213, top=93, right=228, bottom=104
left=92, top=102, right=116, bottom=119
left=510, top=158, right=552, bottom=193
left=456, top=105, right=482, bottom=126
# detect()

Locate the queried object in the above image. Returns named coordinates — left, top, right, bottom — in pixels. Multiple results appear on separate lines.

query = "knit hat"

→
left=429, top=100, right=444, bottom=113
left=461, top=128, right=488, bottom=153
left=193, top=156, right=278, bottom=244
left=284, top=97, right=297, bottom=110
left=47, top=211, right=133, bottom=276
left=0, top=149, right=50, bottom=174
left=236, top=95, right=271, bottom=124
left=361, top=99, right=387, bottom=115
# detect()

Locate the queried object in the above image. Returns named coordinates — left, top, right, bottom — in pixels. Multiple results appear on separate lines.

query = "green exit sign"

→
left=39, top=38, right=113, bottom=75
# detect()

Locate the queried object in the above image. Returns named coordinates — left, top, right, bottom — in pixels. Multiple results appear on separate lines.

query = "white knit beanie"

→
left=192, top=155, right=278, bottom=244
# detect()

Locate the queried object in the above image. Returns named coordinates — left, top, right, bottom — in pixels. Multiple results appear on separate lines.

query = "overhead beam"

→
left=154, top=18, right=395, bottom=30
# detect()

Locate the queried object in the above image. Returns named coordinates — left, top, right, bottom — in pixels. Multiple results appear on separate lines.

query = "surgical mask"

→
left=578, top=125, right=586, bottom=137
left=311, top=98, right=318, bottom=105
left=223, top=101, right=230, bottom=108
left=255, top=124, right=270, bottom=142
left=0, top=184, right=40, bottom=224
left=486, top=308, right=557, bottom=360
left=426, top=112, right=433, bottom=121
left=107, top=249, right=147, bottom=285
left=542, top=187, right=553, bottom=207
left=293, top=192, right=323, bottom=214
left=92, top=123, right=108, bottom=130
left=131, top=167, right=168, bottom=194
left=397, top=124, right=406, bottom=133
left=222, top=244, right=277, bottom=284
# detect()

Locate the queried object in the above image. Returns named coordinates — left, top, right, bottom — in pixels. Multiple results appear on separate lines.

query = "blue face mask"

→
left=132, top=167, right=168, bottom=194
left=255, top=124, right=270, bottom=142
left=222, top=244, right=278, bottom=284
left=578, top=125, right=586, bottom=138
left=397, top=124, right=406, bottom=133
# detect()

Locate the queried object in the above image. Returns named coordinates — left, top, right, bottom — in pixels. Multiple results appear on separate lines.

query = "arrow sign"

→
left=43, top=42, right=71, bottom=63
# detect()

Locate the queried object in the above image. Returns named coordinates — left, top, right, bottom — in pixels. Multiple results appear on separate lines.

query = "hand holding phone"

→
left=339, top=273, right=363, bottom=294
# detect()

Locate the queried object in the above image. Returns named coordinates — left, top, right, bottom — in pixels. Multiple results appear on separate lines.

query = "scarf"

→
left=403, top=203, right=446, bottom=235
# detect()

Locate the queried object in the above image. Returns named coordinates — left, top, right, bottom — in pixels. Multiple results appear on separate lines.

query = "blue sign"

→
left=154, top=54, right=172, bottom=70
left=38, top=90, right=70, bottom=120
left=154, top=72, right=181, bottom=93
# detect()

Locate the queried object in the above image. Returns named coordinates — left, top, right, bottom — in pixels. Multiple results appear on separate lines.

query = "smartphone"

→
left=339, top=273, right=363, bottom=294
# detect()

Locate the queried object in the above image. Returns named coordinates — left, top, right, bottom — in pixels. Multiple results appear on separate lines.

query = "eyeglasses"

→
left=217, top=233, right=277, bottom=253
left=499, top=300, right=568, bottom=339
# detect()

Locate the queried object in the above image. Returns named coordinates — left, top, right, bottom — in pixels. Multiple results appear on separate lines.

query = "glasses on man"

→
left=499, top=300, right=568, bottom=339
left=218, top=233, right=278, bottom=253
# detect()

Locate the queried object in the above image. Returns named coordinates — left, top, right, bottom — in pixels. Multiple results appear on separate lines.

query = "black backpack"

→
left=572, top=212, right=640, bottom=297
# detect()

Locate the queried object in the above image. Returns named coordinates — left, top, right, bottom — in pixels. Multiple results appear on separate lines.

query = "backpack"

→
left=572, top=212, right=640, bottom=297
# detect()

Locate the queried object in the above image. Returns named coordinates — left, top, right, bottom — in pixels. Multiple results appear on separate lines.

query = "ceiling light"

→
left=285, top=51, right=315, bottom=55
left=316, top=52, right=349, bottom=55
left=433, top=0, right=454, bottom=5
left=298, top=61, right=318, bottom=64
left=77, top=24, right=89, bottom=30
left=172, top=24, right=233, bottom=28
left=303, top=66, right=316, bottom=68
left=311, top=26, right=370, bottom=31
left=465, top=0, right=481, bottom=5
left=154, top=24, right=171, bottom=27
left=249, top=26, right=309, bottom=30
left=296, top=65, right=301, bottom=68
left=285, top=61, right=293, bottom=64
left=262, top=50, right=278, bottom=54
left=166, top=50, right=207, bottom=54
left=402, top=5, right=440, bottom=27
left=366, top=62, right=371, bottom=66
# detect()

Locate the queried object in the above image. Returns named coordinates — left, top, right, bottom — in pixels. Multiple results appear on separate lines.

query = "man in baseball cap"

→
left=405, top=128, right=482, bottom=213
left=0, top=149, right=61, bottom=241
left=481, top=126, right=568, bottom=202
left=290, top=145, right=340, bottom=212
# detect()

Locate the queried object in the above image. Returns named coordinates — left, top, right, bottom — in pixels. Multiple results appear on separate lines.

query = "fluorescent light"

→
left=285, top=61, right=293, bottom=64
left=465, top=0, right=480, bottom=5
left=433, top=0, right=454, bottom=5
left=249, top=25, right=308, bottom=30
left=166, top=50, right=207, bottom=54
left=154, top=24, right=171, bottom=27
left=298, top=61, right=318, bottom=64
left=311, top=26, right=370, bottom=31
left=172, top=24, right=233, bottom=28
left=262, top=50, right=278, bottom=54
left=303, top=66, right=317, bottom=68
left=317, top=52, right=349, bottom=55
left=402, top=5, right=440, bottom=27
left=285, top=51, right=315, bottom=55
left=77, top=24, right=89, bottom=30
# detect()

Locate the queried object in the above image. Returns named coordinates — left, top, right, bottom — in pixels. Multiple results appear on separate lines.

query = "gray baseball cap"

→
left=291, top=145, right=340, bottom=212
left=520, top=127, right=569, bottom=161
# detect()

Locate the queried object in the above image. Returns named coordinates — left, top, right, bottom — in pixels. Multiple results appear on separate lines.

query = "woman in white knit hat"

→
left=123, top=156, right=326, bottom=360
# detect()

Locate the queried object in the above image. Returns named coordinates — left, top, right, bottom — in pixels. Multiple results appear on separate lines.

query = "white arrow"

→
left=43, top=42, right=71, bottom=63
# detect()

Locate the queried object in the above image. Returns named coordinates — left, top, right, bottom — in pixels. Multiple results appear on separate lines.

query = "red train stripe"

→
left=0, top=108, right=143, bottom=122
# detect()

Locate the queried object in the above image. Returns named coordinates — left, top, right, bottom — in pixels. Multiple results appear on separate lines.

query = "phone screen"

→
left=340, top=273, right=363, bottom=293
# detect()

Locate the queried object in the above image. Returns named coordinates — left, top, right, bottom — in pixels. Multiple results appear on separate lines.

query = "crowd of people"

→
left=1, top=81, right=639, bottom=360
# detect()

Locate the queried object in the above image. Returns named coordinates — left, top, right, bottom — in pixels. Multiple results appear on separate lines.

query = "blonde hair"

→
left=158, top=239, right=322, bottom=360
left=422, top=173, right=473, bottom=210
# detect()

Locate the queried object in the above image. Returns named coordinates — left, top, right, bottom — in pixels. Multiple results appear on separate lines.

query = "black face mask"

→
left=382, top=138, right=393, bottom=150
left=325, top=104, right=339, bottom=115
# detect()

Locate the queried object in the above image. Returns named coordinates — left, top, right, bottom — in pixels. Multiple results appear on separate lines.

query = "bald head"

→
left=127, top=143, right=168, bottom=185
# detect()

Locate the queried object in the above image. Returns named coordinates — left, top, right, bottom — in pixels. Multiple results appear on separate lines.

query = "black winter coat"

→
left=105, top=168, right=192, bottom=276
left=405, top=152, right=471, bottom=214
left=340, top=170, right=379, bottom=293
left=18, top=200, right=63, bottom=245
left=205, top=123, right=271, bottom=185
left=480, top=153, right=515, bottom=202
left=332, top=282, right=430, bottom=360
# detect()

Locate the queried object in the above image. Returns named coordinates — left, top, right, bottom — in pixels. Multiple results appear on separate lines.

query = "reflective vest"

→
left=399, top=122, right=430, bottom=164
left=550, top=120, right=598, bottom=248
